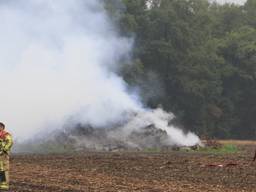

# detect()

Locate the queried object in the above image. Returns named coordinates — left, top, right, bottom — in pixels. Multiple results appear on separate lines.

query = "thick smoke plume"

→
left=0, top=0, right=200, bottom=150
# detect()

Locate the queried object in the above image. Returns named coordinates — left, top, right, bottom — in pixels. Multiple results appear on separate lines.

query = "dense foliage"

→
left=105, top=0, right=256, bottom=139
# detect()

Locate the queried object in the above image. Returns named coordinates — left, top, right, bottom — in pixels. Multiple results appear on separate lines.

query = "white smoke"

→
left=0, top=0, right=200, bottom=147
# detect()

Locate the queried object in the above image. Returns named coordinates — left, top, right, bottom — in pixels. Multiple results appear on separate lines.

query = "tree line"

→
left=105, top=0, right=256, bottom=139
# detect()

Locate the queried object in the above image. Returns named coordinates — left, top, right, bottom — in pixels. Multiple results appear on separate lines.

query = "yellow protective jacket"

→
left=0, top=131, right=13, bottom=154
left=0, top=130, right=12, bottom=190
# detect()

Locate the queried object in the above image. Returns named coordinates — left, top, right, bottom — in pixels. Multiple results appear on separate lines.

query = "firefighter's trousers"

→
left=0, top=154, right=9, bottom=190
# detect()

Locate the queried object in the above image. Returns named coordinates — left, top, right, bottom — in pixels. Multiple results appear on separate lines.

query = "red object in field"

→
left=205, top=164, right=224, bottom=168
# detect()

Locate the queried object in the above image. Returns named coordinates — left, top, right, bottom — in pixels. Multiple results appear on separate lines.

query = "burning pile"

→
left=14, top=109, right=202, bottom=153
left=49, top=108, right=202, bottom=152
left=57, top=124, right=169, bottom=151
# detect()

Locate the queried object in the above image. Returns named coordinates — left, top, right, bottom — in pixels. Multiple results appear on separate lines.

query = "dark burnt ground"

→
left=9, top=146, right=256, bottom=192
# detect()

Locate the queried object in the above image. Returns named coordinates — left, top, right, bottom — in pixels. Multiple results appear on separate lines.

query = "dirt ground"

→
left=10, top=144, right=256, bottom=192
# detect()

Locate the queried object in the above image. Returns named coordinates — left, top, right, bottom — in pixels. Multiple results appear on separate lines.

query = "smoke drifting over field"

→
left=0, top=0, right=200, bottom=149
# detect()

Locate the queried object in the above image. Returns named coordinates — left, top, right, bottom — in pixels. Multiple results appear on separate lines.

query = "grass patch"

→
left=198, top=144, right=239, bottom=154
left=144, top=148, right=161, bottom=153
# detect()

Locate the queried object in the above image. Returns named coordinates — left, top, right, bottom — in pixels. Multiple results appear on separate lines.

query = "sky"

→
left=214, top=0, right=247, bottom=4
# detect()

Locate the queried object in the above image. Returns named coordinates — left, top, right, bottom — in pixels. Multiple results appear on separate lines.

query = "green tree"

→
left=104, top=0, right=256, bottom=139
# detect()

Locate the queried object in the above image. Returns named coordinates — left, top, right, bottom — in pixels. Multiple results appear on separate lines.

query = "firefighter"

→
left=0, top=122, right=13, bottom=190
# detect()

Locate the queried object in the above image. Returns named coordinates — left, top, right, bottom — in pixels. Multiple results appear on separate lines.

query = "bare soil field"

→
left=10, top=144, right=256, bottom=192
